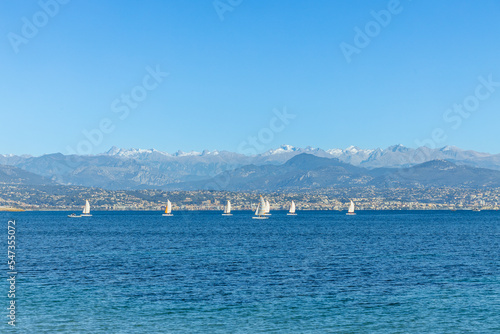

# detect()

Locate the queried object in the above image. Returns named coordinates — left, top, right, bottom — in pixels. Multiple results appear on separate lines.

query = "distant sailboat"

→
left=69, top=199, right=90, bottom=218
left=264, top=200, right=271, bottom=216
left=81, top=200, right=92, bottom=217
left=253, top=196, right=269, bottom=220
left=287, top=201, right=297, bottom=216
left=222, top=200, right=233, bottom=216
left=346, top=200, right=356, bottom=215
left=162, top=200, right=173, bottom=216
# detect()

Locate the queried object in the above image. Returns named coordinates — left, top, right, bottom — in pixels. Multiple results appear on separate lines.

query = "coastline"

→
left=0, top=208, right=25, bottom=212
left=11, top=208, right=496, bottom=212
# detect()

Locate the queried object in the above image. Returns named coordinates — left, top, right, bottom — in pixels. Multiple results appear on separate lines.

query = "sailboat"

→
left=81, top=200, right=92, bottom=217
left=162, top=200, right=173, bottom=216
left=252, top=196, right=269, bottom=220
left=69, top=199, right=91, bottom=218
left=346, top=200, right=356, bottom=215
left=222, top=200, right=233, bottom=216
left=287, top=201, right=297, bottom=216
left=264, top=200, right=271, bottom=216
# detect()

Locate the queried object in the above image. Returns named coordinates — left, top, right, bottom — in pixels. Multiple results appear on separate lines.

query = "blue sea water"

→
left=1, top=210, right=499, bottom=333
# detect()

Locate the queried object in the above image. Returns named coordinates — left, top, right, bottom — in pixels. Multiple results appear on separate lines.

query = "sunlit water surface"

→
left=1, top=210, right=499, bottom=333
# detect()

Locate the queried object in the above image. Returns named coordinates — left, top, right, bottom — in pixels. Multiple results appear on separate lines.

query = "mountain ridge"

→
left=1, top=145, right=500, bottom=190
left=3, top=144, right=500, bottom=168
left=165, top=153, right=500, bottom=191
left=96, top=144, right=500, bottom=170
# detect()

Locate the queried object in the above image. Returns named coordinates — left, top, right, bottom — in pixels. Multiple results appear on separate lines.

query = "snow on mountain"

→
left=256, top=145, right=335, bottom=165
left=263, top=144, right=301, bottom=156
left=440, top=145, right=458, bottom=152
left=0, top=153, right=32, bottom=159
left=322, top=144, right=500, bottom=169
left=345, top=145, right=360, bottom=154
left=105, top=146, right=229, bottom=159
left=105, top=146, right=171, bottom=157
left=0, top=153, right=33, bottom=166
left=326, top=146, right=374, bottom=155
left=326, top=148, right=343, bottom=156
left=4, top=144, right=500, bottom=190
left=325, top=146, right=374, bottom=165
left=99, top=144, right=500, bottom=170
left=201, top=149, right=219, bottom=156
left=88, top=143, right=500, bottom=167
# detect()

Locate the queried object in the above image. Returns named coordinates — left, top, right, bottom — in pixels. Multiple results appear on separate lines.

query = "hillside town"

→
left=1, top=184, right=498, bottom=211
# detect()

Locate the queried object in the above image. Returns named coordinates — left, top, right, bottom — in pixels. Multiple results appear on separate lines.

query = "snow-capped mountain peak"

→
left=440, top=145, right=461, bottom=152
left=264, top=144, right=300, bottom=155
left=325, top=148, right=342, bottom=156
left=96, top=145, right=500, bottom=173
left=326, top=146, right=374, bottom=157
left=201, top=149, right=220, bottom=156
left=345, top=145, right=360, bottom=153
left=104, top=147, right=171, bottom=157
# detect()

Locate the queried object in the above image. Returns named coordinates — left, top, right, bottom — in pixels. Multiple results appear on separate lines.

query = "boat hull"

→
left=81, top=214, right=92, bottom=217
left=287, top=213, right=297, bottom=216
left=222, top=214, right=233, bottom=216
left=252, top=216, right=268, bottom=219
left=346, top=213, right=356, bottom=215
left=68, top=215, right=82, bottom=218
left=162, top=214, right=173, bottom=216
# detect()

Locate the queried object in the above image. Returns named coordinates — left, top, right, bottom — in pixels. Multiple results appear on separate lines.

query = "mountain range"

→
left=166, top=154, right=500, bottom=191
left=1, top=145, right=500, bottom=190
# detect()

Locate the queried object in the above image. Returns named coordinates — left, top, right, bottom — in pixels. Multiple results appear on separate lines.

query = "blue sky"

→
left=1, top=0, right=500, bottom=156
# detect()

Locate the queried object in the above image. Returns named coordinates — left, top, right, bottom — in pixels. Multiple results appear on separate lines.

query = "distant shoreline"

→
left=0, top=208, right=26, bottom=212
left=11, top=208, right=496, bottom=212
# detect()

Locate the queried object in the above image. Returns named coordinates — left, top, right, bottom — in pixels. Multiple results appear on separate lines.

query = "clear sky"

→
left=1, top=0, right=500, bottom=156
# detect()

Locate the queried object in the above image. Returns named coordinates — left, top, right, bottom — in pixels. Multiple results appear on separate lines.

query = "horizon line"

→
left=1, top=143, right=497, bottom=158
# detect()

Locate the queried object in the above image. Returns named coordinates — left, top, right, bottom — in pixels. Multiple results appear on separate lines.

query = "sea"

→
left=1, top=210, right=499, bottom=333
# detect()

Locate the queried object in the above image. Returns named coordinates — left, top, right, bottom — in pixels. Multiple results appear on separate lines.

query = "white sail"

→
left=83, top=200, right=90, bottom=214
left=255, top=196, right=266, bottom=216
left=289, top=201, right=296, bottom=214
left=162, top=200, right=173, bottom=216
left=224, top=200, right=231, bottom=214
left=265, top=200, right=270, bottom=213
left=82, top=200, right=91, bottom=216
left=348, top=200, right=355, bottom=213
left=260, top=197, right=267, bottom=215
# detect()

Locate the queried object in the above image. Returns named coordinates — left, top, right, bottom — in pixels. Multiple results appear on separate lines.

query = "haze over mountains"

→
left=1, top=145, right=500, bottom=190
left=167, top=154, right=500, bottom=191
